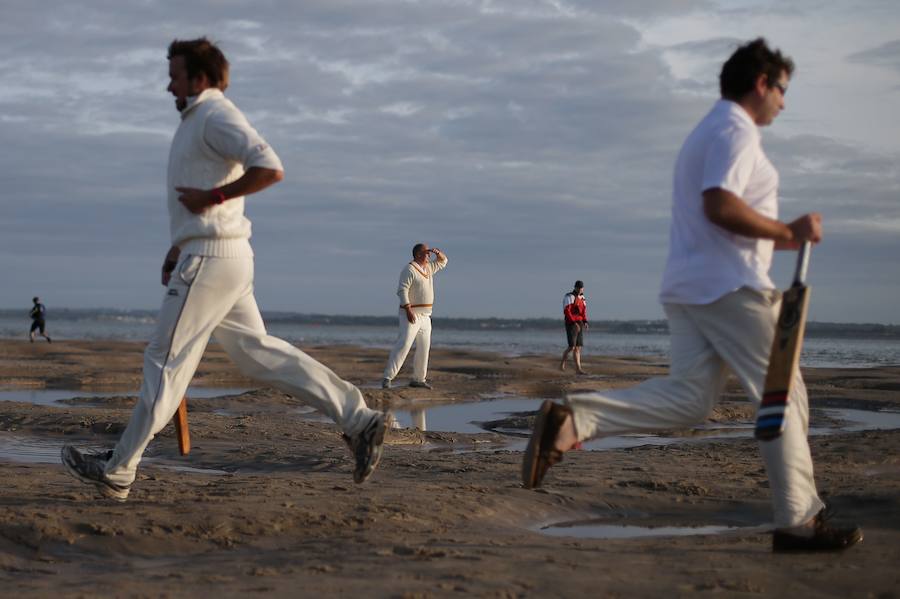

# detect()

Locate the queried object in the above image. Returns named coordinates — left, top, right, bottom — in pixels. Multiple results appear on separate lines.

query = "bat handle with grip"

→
left=792, top=241, right=811, bottom=287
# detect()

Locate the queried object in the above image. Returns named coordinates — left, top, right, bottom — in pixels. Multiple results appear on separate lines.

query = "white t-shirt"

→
left=659, top=100, right=779, bottom=305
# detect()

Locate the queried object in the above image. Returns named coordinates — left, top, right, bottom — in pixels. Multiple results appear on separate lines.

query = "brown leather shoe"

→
left=773, top=508, right=863, bottom=552
left=522, top=400, right=572, bottom=489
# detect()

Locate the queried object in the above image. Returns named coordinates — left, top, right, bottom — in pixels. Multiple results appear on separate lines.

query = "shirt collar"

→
left=180, top=88, right=224, bottom=119
left=715, top=98, right=757, bottom=129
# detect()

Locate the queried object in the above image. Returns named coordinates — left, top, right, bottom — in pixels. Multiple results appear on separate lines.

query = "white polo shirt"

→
left=659, top=99, right=779, bottom=305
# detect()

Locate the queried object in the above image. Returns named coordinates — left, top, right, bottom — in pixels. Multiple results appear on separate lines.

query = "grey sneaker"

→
left=381, top=378, right=392, bottom=389
left=409, top=380, right=433, bottom=390
left=61, top=445, right=130, bottom=501
left=343, top=413, right=386, bottom=484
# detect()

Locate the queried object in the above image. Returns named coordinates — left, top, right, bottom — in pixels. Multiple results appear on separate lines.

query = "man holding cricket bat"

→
left=523, top=38, right=861, bottom=552
left=62, top=37, right=386, bottom=501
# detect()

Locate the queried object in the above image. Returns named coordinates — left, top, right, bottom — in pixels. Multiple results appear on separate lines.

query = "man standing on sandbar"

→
left=522, top=38, right=862, bottom=553
left=382, top=243, right=448, bottom=390
left=62, top=37, right=386, bottom=501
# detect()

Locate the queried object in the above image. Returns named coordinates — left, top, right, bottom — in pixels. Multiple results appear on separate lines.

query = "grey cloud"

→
left=667, top=37, right=742, bottom=57
left=848, top=39, right=900, bottom=72
left=1, top=0, right=897, bottom=322
left=561, top=0, right=714, bottom=19
left=766, top=134, right=900, bottom=255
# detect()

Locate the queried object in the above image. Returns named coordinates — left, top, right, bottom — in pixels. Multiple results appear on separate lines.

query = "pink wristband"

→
left=212, top=188, right=226, bottom=205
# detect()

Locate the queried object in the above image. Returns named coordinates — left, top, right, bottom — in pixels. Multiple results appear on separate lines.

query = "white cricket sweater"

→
left=397, top=255, right=449, bottom=315
left=167, top=88, right=284, bottom=257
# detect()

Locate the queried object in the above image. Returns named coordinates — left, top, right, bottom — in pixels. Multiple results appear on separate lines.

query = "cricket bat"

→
left=173, top=396, right=191, bottom=455
left=754, top=242, right=812, bottom=441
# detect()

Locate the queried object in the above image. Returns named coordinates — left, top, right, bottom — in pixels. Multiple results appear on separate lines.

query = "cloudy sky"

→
left=2, top=0, right=898, bottom=323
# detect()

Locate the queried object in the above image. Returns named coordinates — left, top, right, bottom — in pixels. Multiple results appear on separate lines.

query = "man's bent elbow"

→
left=246, top=167, right=284, bottom=191
left=702, top=199, right=724, bottom=225
left=253, top=167, right=283, bottom=184
left=702, top=189, right=732, bottom=227
left=260, top=168, right=283, bottom=192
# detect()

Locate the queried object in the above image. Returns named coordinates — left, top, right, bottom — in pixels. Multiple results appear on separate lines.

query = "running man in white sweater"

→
left=62, top=37, right=386, bottom=501
left=382, top=244, right=448, bottom=390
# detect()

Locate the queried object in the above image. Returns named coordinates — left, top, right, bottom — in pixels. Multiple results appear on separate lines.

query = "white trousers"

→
left=567, top=287, right=824, bottom=528
left=105, top=255, right=377, bottom=486
left=383, top=312, right=432, bottom=382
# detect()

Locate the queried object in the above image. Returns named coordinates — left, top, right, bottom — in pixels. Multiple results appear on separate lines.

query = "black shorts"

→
left=30, top=320, right=46, bottom=334
left=565, top=322, right=583, bottom=347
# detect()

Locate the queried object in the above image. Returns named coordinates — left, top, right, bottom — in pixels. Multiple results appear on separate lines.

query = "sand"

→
left=0, top=338, right=898, bottom=598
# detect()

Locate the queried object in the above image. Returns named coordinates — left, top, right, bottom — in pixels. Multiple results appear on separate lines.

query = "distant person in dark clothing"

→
left=560, top=281, right=587, bottom=374
left=29, top=297, right=52, bottom=343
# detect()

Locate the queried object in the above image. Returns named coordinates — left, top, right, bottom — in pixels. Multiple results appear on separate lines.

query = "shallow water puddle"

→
left=391, top=397, right=541, bottom=433
left=0, top=387, right=249, bottom=406
left=0, top=433, right=107, bottom=463
left=391, top=397, right=746, bottom=443
left=822, top=408, right=900, bottom=431
left=5, top=391, right=898, bottom=457
left=153, top=463, right=231, bottom=476
left=0, top=432, right=228, bottom=475
left=391, top=398, right=900, bottom=450
left=535, top=519, right=771, bottom=539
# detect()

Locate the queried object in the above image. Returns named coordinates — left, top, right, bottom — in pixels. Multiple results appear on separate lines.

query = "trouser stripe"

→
left=151, top=256, right=205, bottom=410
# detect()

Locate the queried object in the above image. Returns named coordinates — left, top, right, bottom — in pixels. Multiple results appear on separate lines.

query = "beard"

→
left=175, top=97, right=187, bottom=112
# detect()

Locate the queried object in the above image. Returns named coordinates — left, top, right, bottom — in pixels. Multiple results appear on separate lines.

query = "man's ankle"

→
left=777, top=518, right=816, bottom=538
left=553, top=414, right=578, bottom=453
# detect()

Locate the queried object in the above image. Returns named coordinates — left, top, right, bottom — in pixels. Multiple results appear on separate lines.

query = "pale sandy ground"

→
left=0, top=339, right=898, bottom=598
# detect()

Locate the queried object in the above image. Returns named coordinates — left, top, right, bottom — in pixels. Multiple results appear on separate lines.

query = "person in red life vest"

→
left=560, top=280, right=588, bottom=374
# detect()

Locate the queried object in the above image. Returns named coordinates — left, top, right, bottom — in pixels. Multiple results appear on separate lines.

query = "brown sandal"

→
left=522, top=400, right=572, bottom=488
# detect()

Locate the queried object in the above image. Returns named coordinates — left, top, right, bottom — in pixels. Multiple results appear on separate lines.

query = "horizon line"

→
left=2, top=306, right=898, bottom=329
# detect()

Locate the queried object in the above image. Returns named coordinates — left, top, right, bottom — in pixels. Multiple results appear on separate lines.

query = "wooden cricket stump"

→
left=173, top=397, right=191, bottom=455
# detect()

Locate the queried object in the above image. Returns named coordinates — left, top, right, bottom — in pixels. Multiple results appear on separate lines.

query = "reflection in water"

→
left=389, top=408, right=428, bottom=431
left=411, top=408, right=426, bottom=431
left=391, top=398, right=541, bottom=433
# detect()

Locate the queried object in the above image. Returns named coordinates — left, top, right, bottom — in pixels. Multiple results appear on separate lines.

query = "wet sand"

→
left=1, top=338, right=898, bottom=598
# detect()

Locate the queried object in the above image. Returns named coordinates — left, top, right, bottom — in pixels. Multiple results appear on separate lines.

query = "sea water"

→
left=1, top=310, right=898, bottom=369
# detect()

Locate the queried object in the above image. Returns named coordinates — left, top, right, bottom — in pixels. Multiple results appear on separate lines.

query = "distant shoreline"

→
left=2, top=308, right=898, bottom=340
